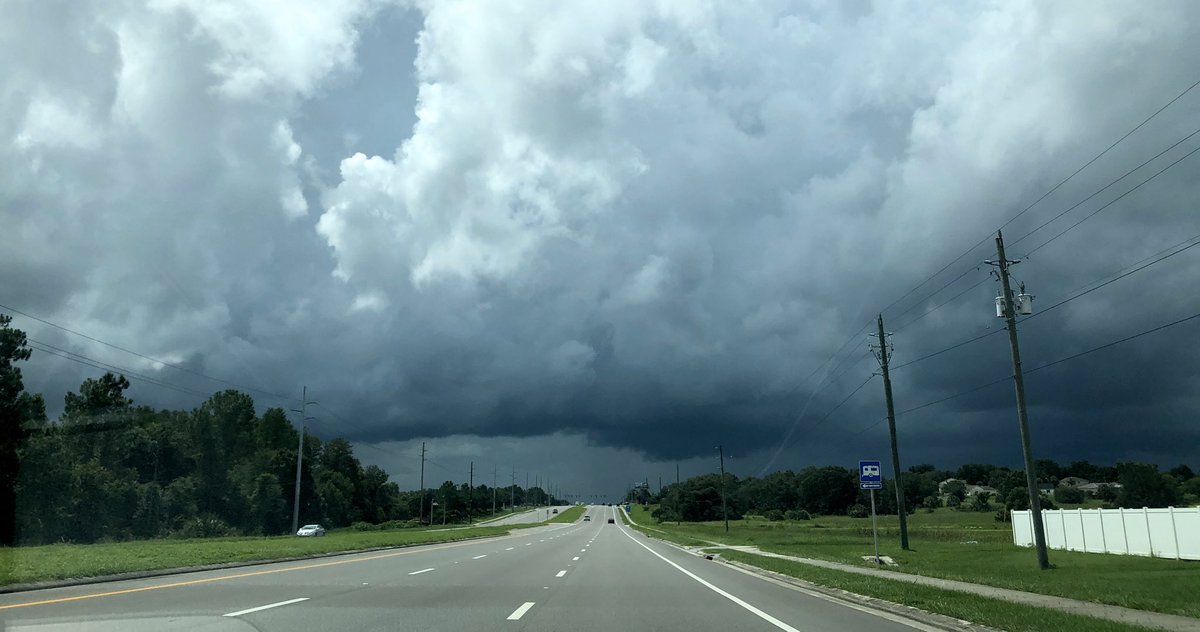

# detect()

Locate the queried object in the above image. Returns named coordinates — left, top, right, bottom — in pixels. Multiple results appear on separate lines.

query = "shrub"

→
left=1054, top=486, right=1085, bottom=504
left=921, top=496, right=940, bottom=510
left=764, top=509, right=785, bottom=521
left=846, top=504, right=869, bottom=518
left=177, top=515, right=235, bottom=538
left=784, top=509, right=812, bottom=521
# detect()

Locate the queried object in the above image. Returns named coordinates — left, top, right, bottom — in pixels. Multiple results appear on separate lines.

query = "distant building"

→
left=1058, top=477, right=1090, bottom=488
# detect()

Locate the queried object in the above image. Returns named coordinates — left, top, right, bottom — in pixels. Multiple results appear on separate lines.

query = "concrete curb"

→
left=0, top=530, right=518, bottom=595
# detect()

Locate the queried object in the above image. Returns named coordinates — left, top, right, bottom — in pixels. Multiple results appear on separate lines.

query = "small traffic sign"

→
left=859, top=460, right=883, bottom=489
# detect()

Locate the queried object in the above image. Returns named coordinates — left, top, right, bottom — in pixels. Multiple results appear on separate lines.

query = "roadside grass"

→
left=0, top=524, right=533, bottom=587
left=547, top=505, right=587, bottom=523
left=634, top=506, right=1200, bottom=618
left=719, top=550, right=1158, bottom=632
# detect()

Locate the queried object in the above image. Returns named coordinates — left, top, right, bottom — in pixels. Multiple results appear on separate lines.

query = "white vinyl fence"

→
left=1011, top=507, right=1200, bottom=560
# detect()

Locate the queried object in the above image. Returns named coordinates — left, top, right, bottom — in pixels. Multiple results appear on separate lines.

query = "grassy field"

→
left=627, top=505, right=1200, bottom=618
left=0, top=524, right=533, bottom=587
left=547, top=505, right=587, bottom=523
left=720, top=550, right=1158, bottom=632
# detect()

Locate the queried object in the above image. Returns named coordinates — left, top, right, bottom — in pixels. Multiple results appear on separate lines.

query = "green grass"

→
left=0, top=524, right=531, bottom=587
left=719, top=550, right=1158, bottom=632
left=547, top=505, right=587, bottom=523
left=634, top=506, right=1200, bottom=618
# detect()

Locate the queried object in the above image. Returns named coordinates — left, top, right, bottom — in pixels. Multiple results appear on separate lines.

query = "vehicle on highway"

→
left=607, top=518, right=615, bottom=524
left=296, top=524, right=326, bottom=537
left=552, top=509, right=558, bottom=514
left=584, top=515, right=591, bottom=521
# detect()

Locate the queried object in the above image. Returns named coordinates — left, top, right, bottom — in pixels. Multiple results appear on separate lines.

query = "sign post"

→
left=859, top=460, right=883, bottom=564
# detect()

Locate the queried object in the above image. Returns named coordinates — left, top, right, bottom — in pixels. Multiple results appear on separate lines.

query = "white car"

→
left=296, top=524, right=326, bottom=537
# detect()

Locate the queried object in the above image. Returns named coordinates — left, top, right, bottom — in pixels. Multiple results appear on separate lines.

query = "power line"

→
left=890, top=232, right=1200, bottom=372
left=27, top=339, right=211, bottom=399
left=893, top=307, right=1200, bottom=419
left=1023, top=143, right=1200, bottom=257
left=879, top=77, right=1200, bottom=323
left=782, top=372, right=875, bottom=451
left=0, top=304, right=293, bottom=404
left=1010, top=126, right=1200, bottom=250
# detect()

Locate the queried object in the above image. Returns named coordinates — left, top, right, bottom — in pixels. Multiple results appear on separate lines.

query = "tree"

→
left=1168, top=464, right=1195, bottom=481
left=942, top=479, right=967, bottom=503
left=1115, top=463, right=1179, bottom=508
left=316, top=470, right=355, bottom=527
left=1054, top=486, right=1085, bottom=505
left=956, top=463, right=993, bottom=485
left=0, top=314, right=34, bottom=545
left=797, top=467, right=857, bottom=515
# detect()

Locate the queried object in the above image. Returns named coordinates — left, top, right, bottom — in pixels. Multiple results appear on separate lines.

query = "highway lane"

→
left=0, top=505, right=938, bottom=631
left=483, top=505, right=573, bottom=526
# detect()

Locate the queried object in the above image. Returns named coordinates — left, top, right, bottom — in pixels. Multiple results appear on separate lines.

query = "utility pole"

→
left=468, top=461, right=474, bottom=525
left=526, top=472, right=530, bottom=506
left=290, top=386, right=317, bottom=535
left=492, top=465, right=497, bottom=516
left=676, top=462, right=681, bottom=526
left=511, top=467, right=516, bottom=513
left=418, top=442, right=426, bottom=524
left=991, top=230, right=1050, bottom=570
left=717, top=445, right=729, bottom=533
left=873, top=314, right=909, bottom=550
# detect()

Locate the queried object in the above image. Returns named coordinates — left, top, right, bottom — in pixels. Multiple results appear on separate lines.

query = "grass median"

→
left=719, top=550, right=1158, bottom=632
left=628, top=505, right=1200, bottom=619
left=0, top=524, right=534, bottom=587
left=547, top=505, right=587, bottom=523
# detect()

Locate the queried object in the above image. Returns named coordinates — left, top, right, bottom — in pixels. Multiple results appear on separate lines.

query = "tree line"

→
left=0, top=315, right=555, bottom=545
left=640, top=459, right=1199, bottom=524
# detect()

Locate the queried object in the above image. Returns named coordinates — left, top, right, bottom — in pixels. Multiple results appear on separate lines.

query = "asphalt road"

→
left=0, top=506, right=939, bottom=632
left=481, top=506, right=573, bottom=526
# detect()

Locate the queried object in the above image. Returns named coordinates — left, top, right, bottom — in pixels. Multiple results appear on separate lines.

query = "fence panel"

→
left=1011, top=507, right=1199, bottom=560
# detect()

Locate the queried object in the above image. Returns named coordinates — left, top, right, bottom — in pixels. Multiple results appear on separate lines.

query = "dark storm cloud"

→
left=4, top=0, right=1200, bottom=494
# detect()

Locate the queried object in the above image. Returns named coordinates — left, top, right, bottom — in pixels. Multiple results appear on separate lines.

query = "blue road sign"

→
left=859, top=460, right=883, bottom=489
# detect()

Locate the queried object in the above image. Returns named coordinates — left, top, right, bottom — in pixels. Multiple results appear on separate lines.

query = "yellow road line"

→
left=0, top=537, right=497, bottom=611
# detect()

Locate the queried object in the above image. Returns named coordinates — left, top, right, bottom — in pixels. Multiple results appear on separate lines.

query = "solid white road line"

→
left=618, top=528, right=802, bottom=632
left=473, top=555, right=488, bottom=559
left=408, top=568, right=435, bottom=575
left=555, top=570, right=567, bottom=578
left=223, top=597, right=309, bottom=617
left=507, top=601, right=536, bottom=620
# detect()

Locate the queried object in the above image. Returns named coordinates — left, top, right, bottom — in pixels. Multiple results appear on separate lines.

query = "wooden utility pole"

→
left=994, top=230, right=1050, bottom=570
left=418, top=442, right=426, bottom=524
left=874, top=314, right=909, bottom=550
left=468, top=461, right=474, bottom=524
left=717, top=445, right=729, bottom=533
left=492, top=465, right=497, bottom=516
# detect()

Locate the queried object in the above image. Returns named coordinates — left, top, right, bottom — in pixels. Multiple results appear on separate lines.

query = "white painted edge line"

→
left=555, top=570, right=567, bottom=578
left=408, top=567, right=435, bottom=575
left=618, top=528, right=801, bottom=632
left=572, top=556, right=580, bottom=561
left=473, top=554, right=488, bottom=559
left=223, top=597, right=309, bottom=618
left=507, top=601, right=536, bottom=620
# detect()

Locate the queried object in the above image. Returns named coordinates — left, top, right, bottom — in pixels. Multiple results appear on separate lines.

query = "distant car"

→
left=552, top=509, right=558, bottom=514
left=296, top=524, right=326, bottom=537
left=584, top=515, right=591, bottom=521
left=607, top=518, right=615, bottom=524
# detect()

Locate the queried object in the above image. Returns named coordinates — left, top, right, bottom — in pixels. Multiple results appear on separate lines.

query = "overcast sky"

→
left=5, top=1, right=1199, bottom=499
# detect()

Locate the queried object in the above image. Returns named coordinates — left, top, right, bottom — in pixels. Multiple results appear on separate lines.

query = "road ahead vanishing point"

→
left=0, top=506, right=938, bottom=632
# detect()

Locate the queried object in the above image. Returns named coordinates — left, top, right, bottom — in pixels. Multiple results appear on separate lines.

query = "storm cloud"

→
left=5, top=1, right=1199, bottom=496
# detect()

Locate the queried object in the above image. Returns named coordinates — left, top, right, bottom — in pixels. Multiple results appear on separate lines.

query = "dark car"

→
left=607, top=518, right=615, bottom=524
